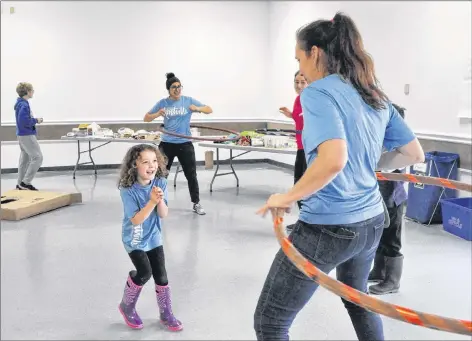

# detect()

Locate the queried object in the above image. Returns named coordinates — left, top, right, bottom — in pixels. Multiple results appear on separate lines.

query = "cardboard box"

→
left=1, top=190, right=82, bottom=221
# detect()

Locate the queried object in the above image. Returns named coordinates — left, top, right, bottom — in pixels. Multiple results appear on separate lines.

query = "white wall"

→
left=1, top=1, right=271, bottom=123
left=1, top=1, right=471, bottom=173
left=268, top=1, right=339, bottom=122
left=1, top=1, right=272, bottom=169
left=268, top=1, right=472, bottom=138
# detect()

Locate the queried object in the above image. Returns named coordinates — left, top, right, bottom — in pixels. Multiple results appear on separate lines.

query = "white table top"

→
left=60, top=136, right=160, bottom=143
left=198, top=142, right=297, bottom=155
left=60, top=135, right=226, bottom=144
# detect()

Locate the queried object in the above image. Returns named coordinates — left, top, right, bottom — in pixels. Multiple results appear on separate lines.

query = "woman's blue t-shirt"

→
left=149, top=96, right=204, bottom=144
left=300, top=74, right=416, bottom=225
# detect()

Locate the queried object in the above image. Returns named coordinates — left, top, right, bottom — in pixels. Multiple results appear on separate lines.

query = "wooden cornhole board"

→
left=1, top=190, right=82, bottom=221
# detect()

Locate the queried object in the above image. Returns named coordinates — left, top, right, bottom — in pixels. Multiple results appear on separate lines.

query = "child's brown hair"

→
left=118, top=144, right=168, bottom=188
left=16, top=82, right=33, bottom=97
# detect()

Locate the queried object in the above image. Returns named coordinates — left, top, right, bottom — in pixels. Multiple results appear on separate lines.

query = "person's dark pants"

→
left=159, top=141, right=200, bottom=204
left=128, top=246, right=168, bottom=286
left=368, top=180, right=405, bottom=295
left=377, top=203, right=404, bottom=257
left=376, top=178, right=404, bottom=258
left=254, top=214, right=385, bottom=341
left=294, top=149, right=307, bottom=210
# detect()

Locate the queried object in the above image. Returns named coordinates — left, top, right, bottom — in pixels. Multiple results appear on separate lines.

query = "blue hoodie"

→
left=15, top=97, right=38, bottom=136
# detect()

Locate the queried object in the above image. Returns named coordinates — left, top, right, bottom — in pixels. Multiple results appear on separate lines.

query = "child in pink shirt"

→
left=279, top=71, right=308, bottom=212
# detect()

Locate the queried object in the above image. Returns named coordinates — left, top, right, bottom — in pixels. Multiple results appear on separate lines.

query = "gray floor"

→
left=1, top=164, right=471, bottom=340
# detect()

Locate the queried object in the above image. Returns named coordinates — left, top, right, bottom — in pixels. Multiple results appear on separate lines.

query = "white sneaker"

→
left=193, top=203, right=206, bottom=215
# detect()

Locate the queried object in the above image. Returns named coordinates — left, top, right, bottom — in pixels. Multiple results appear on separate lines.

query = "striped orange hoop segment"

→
left=272, top=174, right=472, bottom=336
left=375, top=172, right=472, bottom=192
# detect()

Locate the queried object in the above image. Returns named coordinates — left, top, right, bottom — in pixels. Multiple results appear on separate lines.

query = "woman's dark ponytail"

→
left=297, top=12, right=389, bottom=110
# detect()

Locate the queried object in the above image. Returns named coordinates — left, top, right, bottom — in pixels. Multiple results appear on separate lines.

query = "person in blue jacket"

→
left=14, top=82, right=43, bottom=191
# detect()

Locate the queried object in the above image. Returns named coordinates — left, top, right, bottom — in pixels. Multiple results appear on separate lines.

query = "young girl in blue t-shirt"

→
left=117, top=144, right=182, bottom=332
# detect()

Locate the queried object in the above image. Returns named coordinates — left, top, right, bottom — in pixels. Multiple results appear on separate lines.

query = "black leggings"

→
left=377, top=176, right=404, bottom=258
left=294, top=149, right=307, bottom=210
left=128, top=246, right=168, bottom=286
left=159, top=141, right=199, bottom=204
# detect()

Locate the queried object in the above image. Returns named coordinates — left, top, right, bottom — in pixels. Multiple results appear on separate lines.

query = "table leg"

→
left=174, top=164, right=181, bottom=188
left=73, top=141, right=81, bottom=179
left=209, top=148, right=220, bottom=192
left=71, top=140, right=110, bottom=179
left=229, top=149, right=239, bottom=187
left=209, top=148, right=246, bottom=192
left=88, top=141, right=97, bottom=176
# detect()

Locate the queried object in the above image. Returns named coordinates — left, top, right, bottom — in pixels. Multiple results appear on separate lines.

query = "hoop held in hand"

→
left=270, top=173, right=472, bottom=336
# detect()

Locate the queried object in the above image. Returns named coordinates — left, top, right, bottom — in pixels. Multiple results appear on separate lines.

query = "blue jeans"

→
left=254, top=213, right=385, bottom=341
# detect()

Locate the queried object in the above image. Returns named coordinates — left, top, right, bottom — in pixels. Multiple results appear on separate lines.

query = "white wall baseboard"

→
left=415, top=131, right=471, bottom=145
left=0, top=117, right=294, bottom=127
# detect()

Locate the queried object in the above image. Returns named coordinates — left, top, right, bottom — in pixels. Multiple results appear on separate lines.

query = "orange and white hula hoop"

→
left=272, top=172, right=472, bottom=336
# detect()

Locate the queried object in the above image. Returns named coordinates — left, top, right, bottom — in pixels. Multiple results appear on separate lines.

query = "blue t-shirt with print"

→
left=149, top=95, right=204, bottom=144
left=120, top=177, right=168, bottom=253
left=299, top=74, right=416, bottom=225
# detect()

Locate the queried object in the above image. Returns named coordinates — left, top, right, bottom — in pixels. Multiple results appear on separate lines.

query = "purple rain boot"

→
left=155, top=284, right=183, bottom=331
left=118, top=272, right=144, bottom=329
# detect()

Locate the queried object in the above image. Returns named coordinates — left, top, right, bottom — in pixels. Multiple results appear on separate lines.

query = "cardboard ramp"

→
left=1, top=190, right=82, bottom=221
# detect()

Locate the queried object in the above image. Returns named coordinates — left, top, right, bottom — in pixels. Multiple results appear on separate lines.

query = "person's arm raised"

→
left=144, top=108, right=165, bottom=122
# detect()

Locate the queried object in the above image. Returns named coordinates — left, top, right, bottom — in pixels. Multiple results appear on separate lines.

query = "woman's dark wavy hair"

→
left=118, top=144, right=168, bottom=189
left=296, top=12, right=389, bottom=110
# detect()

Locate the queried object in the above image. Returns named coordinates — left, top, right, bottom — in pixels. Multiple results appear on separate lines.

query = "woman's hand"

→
left=144, top=109, right=165, bottom=122
left=256, top=193, right=292, bottom=218
left=189, top=105, right=200, bottom=112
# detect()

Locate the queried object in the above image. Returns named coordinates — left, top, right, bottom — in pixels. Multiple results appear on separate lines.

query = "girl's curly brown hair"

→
left=118, top=144, right=169, bottom=189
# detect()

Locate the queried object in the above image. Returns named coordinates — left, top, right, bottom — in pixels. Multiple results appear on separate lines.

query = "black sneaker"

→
left=15, top=185, right=24, bottom=190
left=19, top=182, right=38, bottom=191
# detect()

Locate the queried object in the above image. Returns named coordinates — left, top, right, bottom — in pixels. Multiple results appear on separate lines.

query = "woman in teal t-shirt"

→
left=254, top=12, right=425, bottom=341
left=144, top=73, right=213, bottom=216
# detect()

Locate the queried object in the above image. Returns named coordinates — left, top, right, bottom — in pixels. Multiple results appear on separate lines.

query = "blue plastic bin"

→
left=405, top=151, right=460, bottom=224
left=440, top=197, right=472, bottom=241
